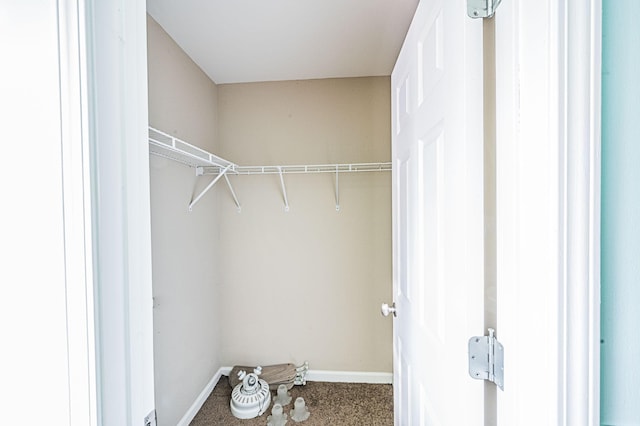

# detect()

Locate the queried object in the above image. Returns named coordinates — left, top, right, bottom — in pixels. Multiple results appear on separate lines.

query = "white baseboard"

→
left=177, top=367, right=224, bottom=426
left=220, top=366, right=392, bottom=384
left=305, top=370, right=393, bottom=384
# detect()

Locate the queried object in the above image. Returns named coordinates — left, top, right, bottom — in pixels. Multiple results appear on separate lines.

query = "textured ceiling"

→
left=146, top=0, right=419, bottom=84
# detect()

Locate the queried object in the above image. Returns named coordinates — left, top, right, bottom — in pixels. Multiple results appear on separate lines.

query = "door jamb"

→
left=494, top=0, right=601, bottom=424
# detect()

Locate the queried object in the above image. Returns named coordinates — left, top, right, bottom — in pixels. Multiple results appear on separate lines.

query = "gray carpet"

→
left=190, top=376, right=393, bottom=425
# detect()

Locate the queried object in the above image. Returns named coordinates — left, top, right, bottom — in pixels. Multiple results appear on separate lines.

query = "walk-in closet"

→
left=145, top=4, right=414, bottom=422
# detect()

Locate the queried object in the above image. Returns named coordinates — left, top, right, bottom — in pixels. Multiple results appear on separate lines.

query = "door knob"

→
left=381, top=302, right=396, bottom=317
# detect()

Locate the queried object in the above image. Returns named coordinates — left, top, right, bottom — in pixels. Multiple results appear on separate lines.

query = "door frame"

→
left=85, top=0, right=156, bottom=423
left=494, top=0, right=601, bottom=424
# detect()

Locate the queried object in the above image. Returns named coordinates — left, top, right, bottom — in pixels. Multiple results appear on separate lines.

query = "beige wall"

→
left=147, top=16, right=221, bottom=426
left=217, top=78, right=393, bottom=372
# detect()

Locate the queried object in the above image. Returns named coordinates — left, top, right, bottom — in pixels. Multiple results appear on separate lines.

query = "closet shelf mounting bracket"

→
left=224, top=174, right=242, bottom=213
left=278, top=167, right=290, bottom=212
left=189, top=165, right=231, bottom=212
left=335, top=168, right=340, bottom=212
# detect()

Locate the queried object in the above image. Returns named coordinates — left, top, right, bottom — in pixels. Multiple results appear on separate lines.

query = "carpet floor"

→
left=190, top=376, right=393, bottom=425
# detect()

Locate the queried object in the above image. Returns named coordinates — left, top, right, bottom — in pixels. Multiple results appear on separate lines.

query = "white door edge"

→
left=392, top=0, right=485, bottom=424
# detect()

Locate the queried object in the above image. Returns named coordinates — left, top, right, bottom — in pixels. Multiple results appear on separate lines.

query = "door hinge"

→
left=144, top=409, right=157, bottom=426
left=468, top=328, right=504, bottom=390
left=467, top=0, right=503, bottom=19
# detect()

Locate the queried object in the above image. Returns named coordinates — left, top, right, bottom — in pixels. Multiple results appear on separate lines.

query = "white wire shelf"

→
left=198, top=163, right=392, bottom=176
left=148, top=126, right=391, bottom=212
left=148, top=127, right=237, bottom=171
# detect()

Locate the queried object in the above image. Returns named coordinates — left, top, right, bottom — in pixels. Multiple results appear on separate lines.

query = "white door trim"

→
left=86, top=0, right=156, bottom=423
left=494, top=0, right=601, bottom=424
left=565, top=1, right=601, bottom=423
left=58, top=1, right=98, bottom=424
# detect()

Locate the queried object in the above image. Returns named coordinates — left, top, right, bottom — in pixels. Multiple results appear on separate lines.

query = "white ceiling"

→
left=146, top=0, right=419, bottom=84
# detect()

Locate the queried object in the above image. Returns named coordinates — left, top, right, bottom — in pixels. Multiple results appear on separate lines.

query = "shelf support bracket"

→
left=277, top=167, right=290, bottom=212
left=335, top=167, right=340, bottom=212
left=188, top=165, right=231, bottom=211
left=224, top=174, right=241, bottom=213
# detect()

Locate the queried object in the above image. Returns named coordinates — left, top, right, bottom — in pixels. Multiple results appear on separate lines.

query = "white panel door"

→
left=391, top=0, right=484, bottom=424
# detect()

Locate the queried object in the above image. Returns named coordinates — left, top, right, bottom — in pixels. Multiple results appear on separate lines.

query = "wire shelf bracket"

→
left=188, top=165, right=231, bottom=211
left=335, top=167, right=340, bottom=212
left=223, top=174, right=242, bottom=213
left=277, top=167, right=290, bottom=212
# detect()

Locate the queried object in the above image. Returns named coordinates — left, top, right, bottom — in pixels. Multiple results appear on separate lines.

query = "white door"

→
left=390, top=0, right=484, bottom=424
